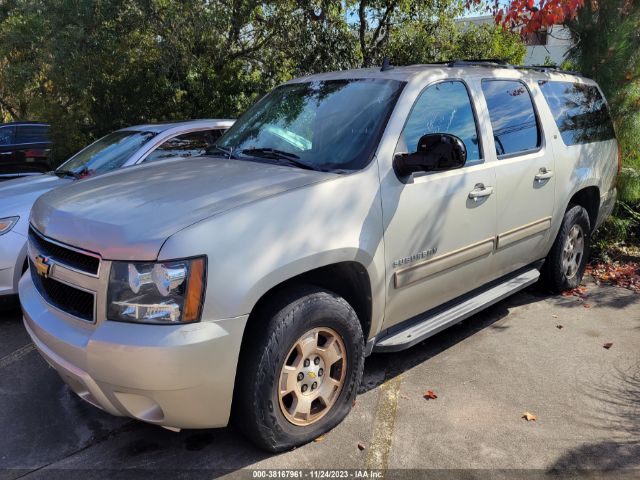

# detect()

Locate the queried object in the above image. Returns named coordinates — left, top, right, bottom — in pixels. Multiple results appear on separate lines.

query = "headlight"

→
left=0, top=216, right=19, bottom=236
left=107, top=257, right=206, bottom=324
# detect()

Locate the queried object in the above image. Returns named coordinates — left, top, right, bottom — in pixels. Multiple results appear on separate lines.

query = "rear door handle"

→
left=535, top=167, right=554, bottom=182
left=468, top=183, right=494, bottom=201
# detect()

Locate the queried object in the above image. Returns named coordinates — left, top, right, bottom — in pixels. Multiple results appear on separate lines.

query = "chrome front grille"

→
left=27, top=225, right=104, bottom=323
left=28, top=227, right=100, bottom=275
left=30, top=262, right=95, bottom=321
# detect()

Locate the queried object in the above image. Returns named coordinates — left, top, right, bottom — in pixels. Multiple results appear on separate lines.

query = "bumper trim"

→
left=23, top=319, right=122, bottom=416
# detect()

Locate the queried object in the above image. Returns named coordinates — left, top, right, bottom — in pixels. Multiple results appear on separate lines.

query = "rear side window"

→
left=481, top=80, right=541, bottom=157
left=145, top=130, right=214, bottom=163
left=14, top=125, right=49, bottom=144
left=538, top=81, right=615, bottom=145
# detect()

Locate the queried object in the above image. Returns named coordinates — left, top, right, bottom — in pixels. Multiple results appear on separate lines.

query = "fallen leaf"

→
left=603, top=342, right=613, bottom=350
left=584, top=303, right=591, bottom=309
left=561, top=286, right=589, bottom=298
left=556, top=325, right=563, bottom=329
left=424, top=390, right=438, bottom=400
left=352, top=400, right=357, bottom=407
left=314, top=435, right=326, bottom=443
left=522, top=412, right=537, bottom=421
left=357, top=442, right=366, bottom=451
left=589, top=261, right=640, bottom=294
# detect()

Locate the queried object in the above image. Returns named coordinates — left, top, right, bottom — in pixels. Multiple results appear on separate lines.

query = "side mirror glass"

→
left=393, top=133, right=467, bottom=178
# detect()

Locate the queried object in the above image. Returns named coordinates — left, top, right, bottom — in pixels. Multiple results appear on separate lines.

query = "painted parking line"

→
left=0, top=342, right=35, bottom=369
left=365, top=373, right=404, bottom=469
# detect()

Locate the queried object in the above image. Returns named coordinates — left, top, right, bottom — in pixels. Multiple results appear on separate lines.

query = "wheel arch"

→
left=243, top=260, right=373, bottom=346
left=567, top=185, right=600, bottom=232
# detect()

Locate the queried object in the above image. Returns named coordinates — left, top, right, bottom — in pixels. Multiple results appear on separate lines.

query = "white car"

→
left=20, top=62, right=618, bottom=451
left=0, top=119, right=233, bottom=303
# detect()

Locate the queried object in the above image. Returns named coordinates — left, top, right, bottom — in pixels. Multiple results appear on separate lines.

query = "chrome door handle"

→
left=535, top=168, right=554, bottom=182
left=468, top=183, right=494, bottom=201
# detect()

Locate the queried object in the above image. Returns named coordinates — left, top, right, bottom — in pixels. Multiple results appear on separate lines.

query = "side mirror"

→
left=394, top=133, right=467, bottom=178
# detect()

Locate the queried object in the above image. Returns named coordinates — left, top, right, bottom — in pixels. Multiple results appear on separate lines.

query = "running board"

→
left=373, top=268, right=540, bottom=353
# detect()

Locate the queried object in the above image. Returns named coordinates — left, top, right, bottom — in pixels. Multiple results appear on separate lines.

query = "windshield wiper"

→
left=240, top=148, right=318, bottom=171
left=206, top=145, right=238, bottom=159
left=54, top=169, right=80, bottom=179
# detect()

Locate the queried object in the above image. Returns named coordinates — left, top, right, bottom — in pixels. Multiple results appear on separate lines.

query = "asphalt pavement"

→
left=1, top=281, right=638, bottom=479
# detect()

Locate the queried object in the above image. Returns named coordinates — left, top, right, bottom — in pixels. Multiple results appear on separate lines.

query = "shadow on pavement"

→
left=548, top=363, right=640, bottom=471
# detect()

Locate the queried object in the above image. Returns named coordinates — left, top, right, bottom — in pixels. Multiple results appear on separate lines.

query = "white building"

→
left=457, top=15, right=573, bottom=66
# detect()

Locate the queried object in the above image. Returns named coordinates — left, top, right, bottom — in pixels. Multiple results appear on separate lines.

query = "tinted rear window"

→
left=538, top=81, right=615, bottom=146
left=14, top=125, right=49, bottom=143
left=481, top=80, right=541, bottom=157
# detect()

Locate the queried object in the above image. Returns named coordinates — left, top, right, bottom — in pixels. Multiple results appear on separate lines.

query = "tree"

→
left=487, top=0, right=585, bottom=35
left=388, top=20, right=526, bottom=65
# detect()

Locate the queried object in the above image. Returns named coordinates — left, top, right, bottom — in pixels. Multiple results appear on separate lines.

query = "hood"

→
left=31, top=157, right=336, bottom=260
left=0, top=173, right=73, bottom=220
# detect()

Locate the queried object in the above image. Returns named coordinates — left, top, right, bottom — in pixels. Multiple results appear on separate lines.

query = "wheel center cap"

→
left=298, top=354, right=325, bottom=395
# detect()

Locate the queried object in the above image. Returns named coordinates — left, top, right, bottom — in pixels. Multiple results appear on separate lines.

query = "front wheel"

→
left=234, top=286, right=364, bottom=452
left=542, top=205, right=591, bottom=293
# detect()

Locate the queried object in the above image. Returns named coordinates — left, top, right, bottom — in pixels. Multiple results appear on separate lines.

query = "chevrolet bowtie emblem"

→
left=34, top=255, right=52, bottom=278
left=308, top=372, right=317, bottom=379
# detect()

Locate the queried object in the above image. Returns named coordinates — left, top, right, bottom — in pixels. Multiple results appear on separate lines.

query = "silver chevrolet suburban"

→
left=20, top=62, right=619, bottom=452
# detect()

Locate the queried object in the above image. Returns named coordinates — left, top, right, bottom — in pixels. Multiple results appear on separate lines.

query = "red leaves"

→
left=561, top=286, right=589, bottom=298
left=490, top=0, right=585, bottom=35
left=588, top=262, right=640, bottom=293
left=424, top=390, right=438, bottom=400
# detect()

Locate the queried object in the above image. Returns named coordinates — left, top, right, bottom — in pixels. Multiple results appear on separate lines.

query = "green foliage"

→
left=0, top=0, right=526, bottom=163
left=388, top=21, right=526, bottom=65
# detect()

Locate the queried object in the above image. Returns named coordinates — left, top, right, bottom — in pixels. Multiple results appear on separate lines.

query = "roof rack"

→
left=445, top=59, right=514, bottom=68
left=428, top=59, right=582, bottom=76
left=517, top=64, right=582, bottom=76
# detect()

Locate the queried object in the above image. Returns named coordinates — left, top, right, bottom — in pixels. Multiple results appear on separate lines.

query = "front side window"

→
left=482, top=80, right=541, bottom=157
left=215, top=79, right=405, bottom=171
left=57, top=130, right=156, bottom=177
left=396, top=80, right=481, bottom=163
left=145, top=130, right=217, bottom=163
left=538, top=81, right=615, bottom=146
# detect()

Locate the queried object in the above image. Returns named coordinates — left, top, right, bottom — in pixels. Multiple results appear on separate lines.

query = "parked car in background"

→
left=0, top=119, right=233, bottom=304
left=19, top=63, right=618, bottom=452
left=0, top=122, right=52, bottom=180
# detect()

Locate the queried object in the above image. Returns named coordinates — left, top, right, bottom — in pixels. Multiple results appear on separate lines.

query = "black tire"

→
left=233, top=285, right=365, bottom=452
left=542, top=205, right=591, bottom=293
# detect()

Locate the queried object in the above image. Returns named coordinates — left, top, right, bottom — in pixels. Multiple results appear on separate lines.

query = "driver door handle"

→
left=535, top=167, right=554, bottom=182
left=468, top=183, right=494, bottom=200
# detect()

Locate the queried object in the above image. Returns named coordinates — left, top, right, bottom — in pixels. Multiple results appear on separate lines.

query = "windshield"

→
left=213, top=79, right=405, bottom=171
left=57, top=130, right=156, bottom=177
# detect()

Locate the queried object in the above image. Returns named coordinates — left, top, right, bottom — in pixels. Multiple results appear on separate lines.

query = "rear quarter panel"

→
left=530, top=76, right=618, bottom=244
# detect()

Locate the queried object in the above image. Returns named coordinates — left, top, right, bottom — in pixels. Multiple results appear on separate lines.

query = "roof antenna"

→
left=381, top=57, right=394, bottom=72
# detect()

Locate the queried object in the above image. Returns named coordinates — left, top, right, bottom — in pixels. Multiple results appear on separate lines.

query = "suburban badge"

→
left=393, top=248, right=438, bottom=268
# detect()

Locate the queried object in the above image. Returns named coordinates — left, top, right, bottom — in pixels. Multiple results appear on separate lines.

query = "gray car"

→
left=0, top=119, right=233, bottom=301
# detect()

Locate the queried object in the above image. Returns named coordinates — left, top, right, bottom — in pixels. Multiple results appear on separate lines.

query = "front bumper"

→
left=0, top=230, right=27, bottom=296
left=20, top=273, right=248, bottom=429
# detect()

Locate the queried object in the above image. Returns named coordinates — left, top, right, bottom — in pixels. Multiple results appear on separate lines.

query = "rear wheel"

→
left=542, top=205, right=591, bottom=293
left=234, top=286, right=364, bottom=452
